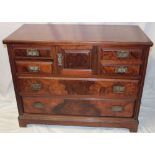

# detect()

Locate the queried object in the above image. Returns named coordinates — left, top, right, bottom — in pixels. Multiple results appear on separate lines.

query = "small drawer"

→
left=22, top=97, right=135, bottom=117
left=100, top=48, right=142, bottom=63
left=101, top=65, right=140, bottom=76
left=14, top=47, right=52, bottom=58
left=15, top=61, right=53, bottom=74
left=18, top=78, right=139, bottom=99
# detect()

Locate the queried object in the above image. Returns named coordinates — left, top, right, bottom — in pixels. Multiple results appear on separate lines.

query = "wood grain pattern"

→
left=14, top=47, right=53, bottom=58
left=18, top=78, right=139, bottom=98
left=23, top=97, right=135, bottom=117
left=15, top=60, right=53, bottom=74
left=3, top=24, right=153, bottom=46
left=57, top=46, right=96, bottom=75
left=100, top=48, right=142, bottom=61
left=18, top=113, right=139, bottom=132
left=101, top=65, right=140, bottom=76
left=3, top=24, right=153, bottom=132
left=64, top=50, right=91, bottom=69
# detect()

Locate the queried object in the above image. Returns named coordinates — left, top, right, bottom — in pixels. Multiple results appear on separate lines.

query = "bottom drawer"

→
left=22, top=97, right=135, bottom=117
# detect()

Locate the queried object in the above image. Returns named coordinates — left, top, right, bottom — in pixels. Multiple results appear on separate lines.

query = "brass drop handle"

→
left=33, top=102, right=44, bottom=109
left=113, top=85, right=125, bottom=93
left=27, top=49, right=39, bottom=57
left=117, top=51, right=129, bottom=58
left=31, top=83, right=42, bottom=91
left=115, top=66, right=128, bottom=73
left=111, top=106, right=124, bottom=112
left=57, top=53, right=63, bottom=66
left=28, top=66, right=40, bottom=72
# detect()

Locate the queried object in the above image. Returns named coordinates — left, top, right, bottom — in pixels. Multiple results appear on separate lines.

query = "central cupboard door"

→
left=56, top=46, right=98, bottom=75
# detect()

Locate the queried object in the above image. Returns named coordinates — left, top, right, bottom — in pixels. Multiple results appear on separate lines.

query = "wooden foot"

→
left=129, top=126, right=138, bottom=132
left=19, top=120, right=27, bottom=127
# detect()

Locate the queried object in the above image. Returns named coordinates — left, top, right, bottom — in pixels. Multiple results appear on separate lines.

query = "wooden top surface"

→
left=3, top=24, right=153, bottom=46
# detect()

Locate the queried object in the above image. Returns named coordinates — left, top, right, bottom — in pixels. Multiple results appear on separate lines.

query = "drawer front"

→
left=23, top=97, right=135, bottom=117
left=101, top=65, right=140, bottom=76
left=15, top=61, right=53, bottom=74
left=100, top=48, right=142, bottom=60
left=14, top=47, right=52, bottom=58
left=18, top=78, right=139, bottom=98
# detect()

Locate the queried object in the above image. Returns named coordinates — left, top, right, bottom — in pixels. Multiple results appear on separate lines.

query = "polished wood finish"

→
left=14, top=46, right=53, bottom=58
left=100, top=48, right=143, bottom=61
left=18, top=77, right=139, bottom=98
left=100, top=65, right=140, bottom=76
left=3, top=24, right=153, bottom=132
left=57, top=46, right=97, bottom=75
left=3, top=24, right=153, bottom=46
left=15, top=60, right=53, bottom=74
left=23, top=97, right=135, bottom=117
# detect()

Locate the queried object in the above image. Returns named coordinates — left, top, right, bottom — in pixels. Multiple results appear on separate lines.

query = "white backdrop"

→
left=0, top=22, right=155, bottom=132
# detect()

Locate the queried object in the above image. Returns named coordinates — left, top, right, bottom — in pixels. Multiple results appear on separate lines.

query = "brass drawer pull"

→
left=28, top=66, right=40, bottom=72
left=31, top=83, right=42, bottom=91
left=33, top=102, right=44, bottom=109
left=117, top=51, right=129, bottom=58
left=111, top=106, right=124, bottom=112
left=115, top=66, right=128, bottom=73
left=57, top=53, right=63, bottom=66
left=27, top=49, right=39, bottom=56
left=113, top=85, right=125, bottom=93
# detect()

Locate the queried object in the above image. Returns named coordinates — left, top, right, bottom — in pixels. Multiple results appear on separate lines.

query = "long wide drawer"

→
left=18, top=77, right=139, bottom=98
left=22, top=97, right=135, bottom=117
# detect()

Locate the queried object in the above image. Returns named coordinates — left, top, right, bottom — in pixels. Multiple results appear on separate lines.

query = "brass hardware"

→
left=31, top=83, right=42, bottom=91
left=27, top=49, right=39, bottom=56
left=33, top=102, right=44, bottom=109
left=57, top=53, right=63, bottom=66
left=117, top=51, right=129, bottom=58
left=51, top=59, right=54, bottom=64
left=28, top=66, right=40, bottom=72
left=115, top=66, right=128, bottom=73
left=113, top=85, right=125, bottom=93
left=111, top=106, right=124, bottom=112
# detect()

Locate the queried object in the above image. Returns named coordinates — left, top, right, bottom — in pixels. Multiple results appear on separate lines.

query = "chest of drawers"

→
left=3, top=24, right=153, bottom=132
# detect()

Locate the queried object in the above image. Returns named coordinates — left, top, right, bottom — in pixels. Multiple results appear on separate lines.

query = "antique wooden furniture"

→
left=3, top=24, right=153, bottom=132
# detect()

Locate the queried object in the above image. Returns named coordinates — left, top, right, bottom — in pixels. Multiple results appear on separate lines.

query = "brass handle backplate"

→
left=28, top=66, right=40, bottom=72
left=27, top=49, right=39, bottom=57
left=33, top=102, right=44, bottom=108
left=31, top=83, right=42, bottom=91
left=111, top=106, right=124, bottom=112
left=115, top=66, right=128, bottom=73
left=117, top=51, right=129, bottom=58
left=113, top=85, right=125, bottom=93
left=57, top=53, right=63, bottom=66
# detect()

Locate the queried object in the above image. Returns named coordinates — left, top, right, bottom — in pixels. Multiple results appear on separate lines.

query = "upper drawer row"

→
left=14, top=47, right=53, bottom=59
left=12, top=46, right=143, bottom=76
left=13, top=46, right=143, bottom=61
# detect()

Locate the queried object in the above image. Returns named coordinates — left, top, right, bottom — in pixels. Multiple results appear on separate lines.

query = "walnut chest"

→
left=3, top=24, right=153, bottom=132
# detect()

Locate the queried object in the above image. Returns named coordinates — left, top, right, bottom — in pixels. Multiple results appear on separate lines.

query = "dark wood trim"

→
left=19, top=114, right=139, bottom=132
left=133, top=47, right=150, bottom=119
left=7, top=45, right=24, bottom=114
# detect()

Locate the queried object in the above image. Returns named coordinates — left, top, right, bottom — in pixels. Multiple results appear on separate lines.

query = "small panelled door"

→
left=56, top=46, right=98, bottom=76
